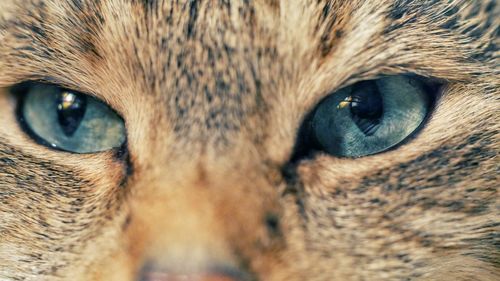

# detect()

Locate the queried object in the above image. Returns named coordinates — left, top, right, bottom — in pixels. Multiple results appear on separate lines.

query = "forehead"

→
left=1, top=0, right=490, bottom=91
left=0, top=0, right=382, bottom=90
left=3, top=1, right=287, bottom=81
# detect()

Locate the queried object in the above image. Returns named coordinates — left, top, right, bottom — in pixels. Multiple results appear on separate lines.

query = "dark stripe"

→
left=134, top=0, right=158, bottom=13
left=186, top=0, right=200, bottom=38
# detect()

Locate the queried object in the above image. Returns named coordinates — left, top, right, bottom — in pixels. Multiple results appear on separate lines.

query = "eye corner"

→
left=289, top=109, right=321, bottom=163
left=407, top=74, right=445, bottom=97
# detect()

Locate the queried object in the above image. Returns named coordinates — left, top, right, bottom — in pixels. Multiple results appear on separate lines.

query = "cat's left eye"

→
left=293, top=75, right=438, bottom=159
left=16, top=83, right=126, bottom=154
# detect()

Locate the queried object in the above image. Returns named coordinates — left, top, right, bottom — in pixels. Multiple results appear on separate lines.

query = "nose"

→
left=138, top=263, right=247, bottom=281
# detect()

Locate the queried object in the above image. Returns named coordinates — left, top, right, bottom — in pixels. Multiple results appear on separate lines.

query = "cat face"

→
left=0, top=1, right=498, bottom=280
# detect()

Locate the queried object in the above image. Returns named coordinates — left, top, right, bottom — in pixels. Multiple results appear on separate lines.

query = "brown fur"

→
left=0, top=0, right=498, bottom=280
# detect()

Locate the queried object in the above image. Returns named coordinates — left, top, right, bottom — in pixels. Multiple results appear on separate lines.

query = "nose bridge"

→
left=128, top=165, right=229, bottom=263
left=126, top=146, right=280, bottom=275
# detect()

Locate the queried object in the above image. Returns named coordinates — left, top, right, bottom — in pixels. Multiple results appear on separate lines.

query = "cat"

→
left=0, top=0, right=498, bottom=280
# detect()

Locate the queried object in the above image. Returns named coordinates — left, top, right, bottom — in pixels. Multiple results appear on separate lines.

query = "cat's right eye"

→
left=14, top=83, right=126, bottom=154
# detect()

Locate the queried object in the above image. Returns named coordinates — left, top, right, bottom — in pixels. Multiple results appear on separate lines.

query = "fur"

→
left=0, top=0, right=498, bottom=280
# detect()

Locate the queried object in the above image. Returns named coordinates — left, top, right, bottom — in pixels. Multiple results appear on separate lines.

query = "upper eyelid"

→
left=9, top=81, right=124, bottom=118
left=30, top=77, right=94, bottom=96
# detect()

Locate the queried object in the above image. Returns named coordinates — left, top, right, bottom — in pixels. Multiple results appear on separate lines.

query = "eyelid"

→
left=10, top=77, right=100, bottom=101
left=10, top=81, right=124, bottom=117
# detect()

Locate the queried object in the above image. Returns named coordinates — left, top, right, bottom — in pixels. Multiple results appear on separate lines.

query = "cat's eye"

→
left=295, top=75, right=436, bottom=159
left=16, top=83, right=126, bottom=153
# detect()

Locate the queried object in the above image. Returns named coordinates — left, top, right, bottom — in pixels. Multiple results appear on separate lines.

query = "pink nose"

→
left=140, top=272, right=238, bottom=281
left=138, top=264, right=246, bottom=281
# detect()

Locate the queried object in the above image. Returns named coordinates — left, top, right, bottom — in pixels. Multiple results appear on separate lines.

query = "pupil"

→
left=349, top=81, right=383, bottom=136
left=56, top=91, right=87, bottom=137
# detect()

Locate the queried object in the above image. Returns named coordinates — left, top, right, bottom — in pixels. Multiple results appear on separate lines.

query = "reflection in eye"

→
left=57, top=91, right=88, bottom=137
left=338, top=81, right=384, bottom=136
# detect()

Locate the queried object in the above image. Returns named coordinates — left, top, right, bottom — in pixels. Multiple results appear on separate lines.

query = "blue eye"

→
left=18, top=83, right=126, bottom=154
left=295, top=76, right=435, bottom=158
